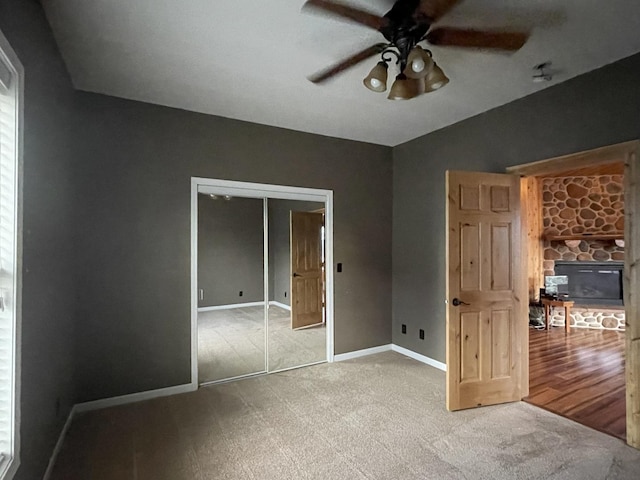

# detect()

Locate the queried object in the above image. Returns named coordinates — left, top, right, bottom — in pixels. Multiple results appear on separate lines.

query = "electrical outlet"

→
left=239, top=291, right=243, bottom=297
left=419, top=329, right=425, bottom=340
left=402, top=324, right=406, bottom=334
left=199, top=289, right=204, bottom=301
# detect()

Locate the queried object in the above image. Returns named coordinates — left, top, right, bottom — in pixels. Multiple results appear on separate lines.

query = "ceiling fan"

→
left=303, top=0, right=530, bottom=100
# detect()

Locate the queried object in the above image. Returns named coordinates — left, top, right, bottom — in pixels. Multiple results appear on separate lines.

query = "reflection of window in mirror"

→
left=311, top=207, right=326, bottom=265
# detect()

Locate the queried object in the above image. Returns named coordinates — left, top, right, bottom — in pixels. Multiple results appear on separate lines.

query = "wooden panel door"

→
left=290, top=211, right=324, bottom=329
left=446, top=171, right=527, bottom=411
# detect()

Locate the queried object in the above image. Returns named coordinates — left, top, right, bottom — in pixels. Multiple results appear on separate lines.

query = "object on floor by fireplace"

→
left=529, top=304, right=545, bottom=329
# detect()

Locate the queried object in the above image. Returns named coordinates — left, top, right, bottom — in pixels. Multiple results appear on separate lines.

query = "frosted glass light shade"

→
left=388, top=74, right=424, bottom=100
left=424, top=63, right=449, bottom=91
left=404, top=46, right=434, bottom=79
left=363, top=62, right=388, bottom=92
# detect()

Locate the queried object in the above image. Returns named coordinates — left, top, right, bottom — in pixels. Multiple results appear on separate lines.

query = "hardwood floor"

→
left=524, top=327, right=626, bottom=440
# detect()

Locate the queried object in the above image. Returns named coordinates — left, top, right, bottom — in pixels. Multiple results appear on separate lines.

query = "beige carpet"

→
left=198, top=305, right=326, bottom=383
left=51, top=351, right=640, bottom=479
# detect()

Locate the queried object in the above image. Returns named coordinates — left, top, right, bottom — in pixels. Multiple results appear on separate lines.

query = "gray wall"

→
left=268, top=200, right=324, bottom=306
left=198, top=195, right=264, bottom=306
left=392, top=53, right=640, bottom=362
left=0, top=4, right=392, bottom=476
left=0, top=1, right=79, bottom=479
left=73, top=92, right=393, bottom=401
left=12, top=1, right=640, bottom=476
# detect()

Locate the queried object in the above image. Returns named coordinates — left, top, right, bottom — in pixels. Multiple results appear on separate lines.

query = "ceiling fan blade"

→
left=426, top=27, right=529, bottom=51
left=303, top=0, right=388, bottom=31
left=417, top=0, right=462, bottom=22
left=308, top=43, right=387, bottom=84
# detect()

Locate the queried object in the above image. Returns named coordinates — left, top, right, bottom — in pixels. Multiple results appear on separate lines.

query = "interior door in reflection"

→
left=267, top=199, right=326, bottom=372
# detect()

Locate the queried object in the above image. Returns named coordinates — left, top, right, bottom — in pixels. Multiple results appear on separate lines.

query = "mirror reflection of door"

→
left=268, top=200, right=326, bottom=372
left=197, top=194, right=266, bottom=383
left=291, top=210, right=324, bottom=329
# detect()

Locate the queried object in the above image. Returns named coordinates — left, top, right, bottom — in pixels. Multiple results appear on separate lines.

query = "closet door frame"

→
left=190, top=177, right=335, bottom=388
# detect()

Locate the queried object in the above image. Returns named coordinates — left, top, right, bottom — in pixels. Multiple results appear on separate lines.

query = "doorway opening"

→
left=507, top=141, right=638, bottom=444
left=190, top=178, right=334, bottom=387
left=445, top=140, right=640, bottom=449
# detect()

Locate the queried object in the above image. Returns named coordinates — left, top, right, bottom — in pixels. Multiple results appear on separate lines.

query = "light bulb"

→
left=369, top=78, right=382, bottom=89
left=412, top=59, right=425, bottom=73
left=404, top=46, right=433, bottom=79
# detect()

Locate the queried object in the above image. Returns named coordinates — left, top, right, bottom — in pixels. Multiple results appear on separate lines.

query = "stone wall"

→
left=542, top=175, right=624, bottom=238
left=543, top=239, right=624, bottom=276
left=548, top=307, right=625, bottom=331
left=542, top=175, right=624, bottom=276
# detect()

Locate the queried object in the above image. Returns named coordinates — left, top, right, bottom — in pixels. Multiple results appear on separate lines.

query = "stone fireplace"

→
left=540, top=174, right=625, bottom=331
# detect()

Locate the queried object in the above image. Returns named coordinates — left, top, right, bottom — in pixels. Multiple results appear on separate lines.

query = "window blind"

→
left=0, top=57, right=10, bottom=94
left=0, top=50, right=17, bottom=477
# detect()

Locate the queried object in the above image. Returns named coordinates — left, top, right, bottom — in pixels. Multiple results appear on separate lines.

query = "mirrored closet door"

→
left=267, top=199, right=327, bottom=372
left=197, top=194, right=266, bottom=383
left=196, top=187, right=329, bottom=385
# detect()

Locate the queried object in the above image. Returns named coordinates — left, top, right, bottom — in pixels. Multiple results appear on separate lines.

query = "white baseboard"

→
left=392, top=344, right=447, bottom=371
left=332, top=343, right=447, bottom=371
left=198, top=301, right=292, bottom=313
left=269, top=301, right=291, bottom=311
left=74, top=383, right=196, bottom=413
left=198, top=301, right=264, bottom=312
left=334, top=344, right=392, bottom=362
left=42, top=405, right=78, bottom=480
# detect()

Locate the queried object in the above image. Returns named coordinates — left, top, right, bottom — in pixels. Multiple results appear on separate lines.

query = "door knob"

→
left=452, top=298, right=470, bottom=307
left=293, top=273, right=301, bottom=277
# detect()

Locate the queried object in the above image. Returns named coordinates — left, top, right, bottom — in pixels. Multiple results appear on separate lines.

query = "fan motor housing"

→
left=381, top=0, right=431, bottom=57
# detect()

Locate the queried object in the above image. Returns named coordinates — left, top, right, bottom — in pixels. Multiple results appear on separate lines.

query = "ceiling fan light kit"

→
left=532, top=62, right=553, bottom=82
left=368, top=45, right=445, bottom=100
left=364, top=45, right=441, bottom=99
left=208, top=194, right=232, bottom=201
left=303, top=0, right=529, bottom=101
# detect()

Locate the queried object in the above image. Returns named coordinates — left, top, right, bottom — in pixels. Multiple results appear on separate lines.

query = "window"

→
left=0, top=30, right=22, bottom=480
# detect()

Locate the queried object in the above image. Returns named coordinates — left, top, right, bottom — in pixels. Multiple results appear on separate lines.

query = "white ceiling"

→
left=43, top=0, right=640, bottom=146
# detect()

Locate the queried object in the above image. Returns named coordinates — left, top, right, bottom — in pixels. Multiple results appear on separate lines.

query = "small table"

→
left=541, top=298, right=574, bottom=333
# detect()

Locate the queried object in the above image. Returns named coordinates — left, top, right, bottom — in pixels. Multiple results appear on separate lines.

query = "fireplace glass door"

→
left=554, top=261, right=623, bottom=306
